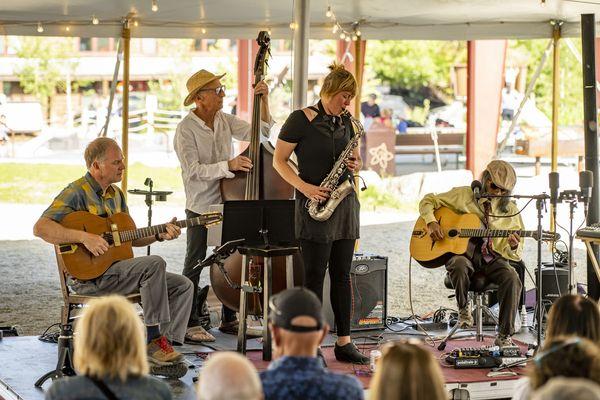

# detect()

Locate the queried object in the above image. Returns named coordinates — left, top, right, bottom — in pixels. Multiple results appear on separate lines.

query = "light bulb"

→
left=289, top=22, right=296, bottom=30
left=332, top=25, right=339, bottom=34
left=355, top=29, right=361, bottom=36
left=37, top=22, right=44, bottom=33
left=201, top=28, right=206, bottom=34
left=151, top=0, right=158, bottom=12
left=133, top=20, right=139, bottom=27
left=92, top=15, right=99, bottom=25
left=352, top=34, right=358, bottom=41
left=325, top=6, right=332, bottom=18
left=65, top=26, right=71, bottom=32
left=339, top=32, right=346, bottom=40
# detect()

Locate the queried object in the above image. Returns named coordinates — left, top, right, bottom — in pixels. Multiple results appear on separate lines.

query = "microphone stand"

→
left=479, top=192, right=549, bottom=349
left=556, top=190, right=588, bottom=294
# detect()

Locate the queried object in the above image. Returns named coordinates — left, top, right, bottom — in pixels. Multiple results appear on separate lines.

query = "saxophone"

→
left=307, top=111, right=365, bottom=221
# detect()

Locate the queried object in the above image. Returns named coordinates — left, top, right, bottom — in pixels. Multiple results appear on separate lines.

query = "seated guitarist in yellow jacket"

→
left=418, top=160, right=523, bottom=347
left=33, top=137, right=193, bottom=366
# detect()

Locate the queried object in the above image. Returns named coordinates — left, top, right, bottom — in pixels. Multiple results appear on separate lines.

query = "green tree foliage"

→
left=15, top=37, right=77, bottom=119
left=147, top=39, right=196, bottom=111
left=510, top=39, right=583, bottom=125
left=367, top=40, right=466, bottom=99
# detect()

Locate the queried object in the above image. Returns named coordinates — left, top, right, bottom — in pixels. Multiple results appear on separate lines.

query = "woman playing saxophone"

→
left=273, top=63, right=368, bottom=365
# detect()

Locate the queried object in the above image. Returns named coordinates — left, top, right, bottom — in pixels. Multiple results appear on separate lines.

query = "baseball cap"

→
left=268, top=288, right=324, bottom=332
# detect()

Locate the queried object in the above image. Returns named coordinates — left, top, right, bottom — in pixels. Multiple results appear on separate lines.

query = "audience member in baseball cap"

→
left=259, top=288, right=364, bottom=400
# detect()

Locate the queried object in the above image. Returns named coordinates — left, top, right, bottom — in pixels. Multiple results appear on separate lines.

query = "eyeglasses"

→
left=199, top=85, right=226, bottom=96
left=490, top=182, right=507, bottom=193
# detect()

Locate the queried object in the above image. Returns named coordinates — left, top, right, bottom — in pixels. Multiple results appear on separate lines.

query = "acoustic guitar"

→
left=410, top=207, right=559, bottom=269
left=57, top=211, right=223, bottom=280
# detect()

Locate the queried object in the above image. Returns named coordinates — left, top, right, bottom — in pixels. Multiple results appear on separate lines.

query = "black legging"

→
left=300, top=238, right=355, bottom=337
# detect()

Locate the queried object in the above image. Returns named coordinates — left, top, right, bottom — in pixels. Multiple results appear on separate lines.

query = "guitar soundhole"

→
left=102, top=233, right=114, bottom=246
left=448, top=229, right=458, bottom=238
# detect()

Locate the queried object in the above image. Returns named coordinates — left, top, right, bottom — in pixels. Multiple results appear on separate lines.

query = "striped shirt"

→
left=42, top=172, right=128, bottom=222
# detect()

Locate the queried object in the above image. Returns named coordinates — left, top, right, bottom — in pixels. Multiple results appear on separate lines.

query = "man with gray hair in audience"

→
left=260, top=287, right=364, bottom=400
left=196, top=351, right=263, bottom=400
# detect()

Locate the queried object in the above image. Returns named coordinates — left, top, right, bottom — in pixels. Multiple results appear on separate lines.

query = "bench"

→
left=395, top=130, right=465, bottom=167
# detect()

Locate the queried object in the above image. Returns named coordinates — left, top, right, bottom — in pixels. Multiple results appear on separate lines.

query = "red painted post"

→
left=466, top=40, right=507, bottom=177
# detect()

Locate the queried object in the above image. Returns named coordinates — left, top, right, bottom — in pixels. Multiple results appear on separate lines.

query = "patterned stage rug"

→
left=206, top=335, right=531, bottom=390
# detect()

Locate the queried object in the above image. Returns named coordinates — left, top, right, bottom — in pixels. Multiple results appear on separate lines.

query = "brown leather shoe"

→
left=218, top=320, right=262, bottom=338
left=147, top=336, right=183, bottom=365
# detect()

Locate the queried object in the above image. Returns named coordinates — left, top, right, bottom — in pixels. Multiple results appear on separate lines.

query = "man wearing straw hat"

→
left=174, top=69, right=273, bottom=341
left=419, top=160, right=524, bottom=347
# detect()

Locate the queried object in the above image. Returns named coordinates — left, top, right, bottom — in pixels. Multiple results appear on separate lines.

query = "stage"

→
left=0, top=321, right=536, bottom=400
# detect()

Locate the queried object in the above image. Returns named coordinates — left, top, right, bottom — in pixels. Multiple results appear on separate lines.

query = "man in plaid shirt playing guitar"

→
left=34, top=137, right=193, bottom=366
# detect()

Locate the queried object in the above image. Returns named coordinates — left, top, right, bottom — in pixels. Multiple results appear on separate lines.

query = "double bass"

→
left=210, top=31, right=303, bottom=314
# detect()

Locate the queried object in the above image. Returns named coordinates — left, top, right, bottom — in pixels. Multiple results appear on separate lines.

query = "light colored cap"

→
left=486, top=160, right=516, bottom=191
left=183, top=69, right=226, bottom=106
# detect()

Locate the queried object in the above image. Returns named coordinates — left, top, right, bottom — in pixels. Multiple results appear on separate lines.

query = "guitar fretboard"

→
left=118, top=216, right=216, bottom=242
left=458, top=229, right=535, bottom=238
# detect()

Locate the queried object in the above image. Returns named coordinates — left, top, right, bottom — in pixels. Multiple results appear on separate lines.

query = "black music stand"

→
left=221, top=200, right=299, bottom=361
left=128, top=177, right=172, bottom=255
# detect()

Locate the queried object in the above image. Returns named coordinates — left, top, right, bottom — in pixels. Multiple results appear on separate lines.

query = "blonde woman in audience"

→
left=369, top=340, right=447, bottom=400
left=45, top=295, right=172, bottom=400
left=197, top=351, right=262, bottom=400
left=545, top=294, right=600, bottom=343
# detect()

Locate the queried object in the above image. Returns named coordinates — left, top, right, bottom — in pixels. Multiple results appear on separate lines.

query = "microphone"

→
left=549, top=172, right=559, bottom=208
left=579, top=170, right=593, bottom=206
left=471, top=180, right=483, bottom=200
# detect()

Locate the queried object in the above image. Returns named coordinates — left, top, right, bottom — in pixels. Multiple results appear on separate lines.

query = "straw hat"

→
left=486, top=160, right=516, bottom=191
left=183, top=69, right=226, bottom=106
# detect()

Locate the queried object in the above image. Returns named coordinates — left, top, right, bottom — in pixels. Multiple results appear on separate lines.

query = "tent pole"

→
left=121, top=18, right=131, bottom=197
left=550, top=21, right=562, bottom=231
left=292, top=0, right=309, bottom=110
left=551, top=22, right=561, bottom=173
left=581, top=14, right=600, bottom=300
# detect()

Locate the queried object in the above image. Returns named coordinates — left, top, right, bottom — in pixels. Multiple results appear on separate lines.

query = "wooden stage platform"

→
left=0, top=322, right=535, bottom=400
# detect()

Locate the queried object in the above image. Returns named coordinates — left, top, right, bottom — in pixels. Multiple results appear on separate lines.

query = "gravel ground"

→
left=0, top=220, right=589, bottom=337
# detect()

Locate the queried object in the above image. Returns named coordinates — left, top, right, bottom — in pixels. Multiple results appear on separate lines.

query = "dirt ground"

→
left=0, top=220, right=590, bottom=337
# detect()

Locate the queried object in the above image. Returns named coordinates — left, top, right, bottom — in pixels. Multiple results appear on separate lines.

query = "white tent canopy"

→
left=0, top=0, right=599, bottom=40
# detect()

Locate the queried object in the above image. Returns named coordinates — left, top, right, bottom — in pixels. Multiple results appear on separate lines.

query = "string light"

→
left=91, top=15, right=99, bottom=25
left=324, top=5, right=362, bottom=41
left=36, top=21, right=44, bottom=33
left=151, top=0, right=158, bottom=12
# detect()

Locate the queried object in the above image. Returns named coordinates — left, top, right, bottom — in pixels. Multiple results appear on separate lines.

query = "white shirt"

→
left=174, top=109, right=274, bottom=214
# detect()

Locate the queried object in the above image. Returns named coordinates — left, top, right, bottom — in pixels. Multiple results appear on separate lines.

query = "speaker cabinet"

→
left=536, top=265, right=569, bottom=305
left=323, top=253, right=387, bottom=331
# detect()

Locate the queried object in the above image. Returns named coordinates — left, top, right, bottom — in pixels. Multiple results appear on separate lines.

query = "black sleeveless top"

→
left=278, top=102, right=360, bottom=242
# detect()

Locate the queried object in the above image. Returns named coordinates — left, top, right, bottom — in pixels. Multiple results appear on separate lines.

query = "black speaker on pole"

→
left=323, top=253, right=387, bottom=331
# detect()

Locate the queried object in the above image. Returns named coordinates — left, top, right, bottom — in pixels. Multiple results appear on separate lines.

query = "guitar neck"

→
left=459, top=229, right=535, bottom=238
left=119, top=216, right=209, bottom=242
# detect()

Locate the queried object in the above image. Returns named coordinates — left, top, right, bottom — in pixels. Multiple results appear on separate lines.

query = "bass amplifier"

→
left=323, top=253, right=388, bottom=331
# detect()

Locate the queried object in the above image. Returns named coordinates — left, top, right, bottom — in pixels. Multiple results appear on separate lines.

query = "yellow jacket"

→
left=418, top=186, right=524, bottom=262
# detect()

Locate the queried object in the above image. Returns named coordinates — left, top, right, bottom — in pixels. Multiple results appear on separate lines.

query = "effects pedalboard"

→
left=445, top=345, right=527, bottom=369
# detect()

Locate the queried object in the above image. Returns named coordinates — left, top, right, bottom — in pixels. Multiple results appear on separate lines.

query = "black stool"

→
left=438, top=270, right=499, bottom=351
left=236, top=245, right=299, bottom=361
